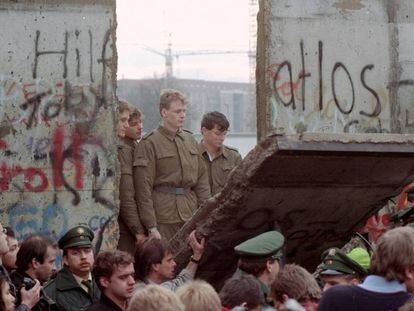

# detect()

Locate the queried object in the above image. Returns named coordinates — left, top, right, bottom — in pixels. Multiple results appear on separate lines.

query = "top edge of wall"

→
left=0, top=0, right=115, bottom=9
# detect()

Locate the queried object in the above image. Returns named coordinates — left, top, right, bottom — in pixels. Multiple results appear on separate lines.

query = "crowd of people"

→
left=2, top=222, right=414, bottom=311
left=1, top=89, right=414, bottom=310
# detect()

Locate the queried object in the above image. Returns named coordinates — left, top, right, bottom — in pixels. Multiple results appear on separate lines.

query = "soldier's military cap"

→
left=234, top=231, right=285, bottom=260
left=320, top=247, right=368, bottom=277
left=58, top=225, right=94, bottom=249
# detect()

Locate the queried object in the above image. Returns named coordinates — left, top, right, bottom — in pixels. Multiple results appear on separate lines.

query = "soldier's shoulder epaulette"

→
left=182, top=128, right=193, bottom=135
left=141, top=130, right=155, bottom=140
left=225, top=145, right=239, bottom=153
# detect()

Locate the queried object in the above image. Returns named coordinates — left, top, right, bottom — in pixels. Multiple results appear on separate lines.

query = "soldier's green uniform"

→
left=43, top=226, right=100, bottom=311
left=117, top=137, right=144, bottom=255
left=234, top=231, right=285, bottom=306
left=198, top=141, right=242, bottom=195
left=133, top=126, right=210, bottom=240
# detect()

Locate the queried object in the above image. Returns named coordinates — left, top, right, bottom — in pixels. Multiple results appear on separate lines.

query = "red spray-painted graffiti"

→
left=1, top=126, right=91, bottom=193
left=0, top=164, right=48, bottom=192
left=51, top=126, right=84, bottom=190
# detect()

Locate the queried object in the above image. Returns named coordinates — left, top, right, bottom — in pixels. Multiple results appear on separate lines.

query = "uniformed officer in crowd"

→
left=318, top=227, right=413, bottom=311
left=117, top=101, right=146, bottom=255
left=134, top=89, right=210, bottom=240
left=318, top=247, right=370, bottom=292
left=198, top=111, right=242, bottom=196
left=43, top=225, right=100, bottom=311
left=234, top=231, right=285, bottom=306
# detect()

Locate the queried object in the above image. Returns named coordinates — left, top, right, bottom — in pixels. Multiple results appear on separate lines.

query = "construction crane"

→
left=143, top=37, right=249, bottom=79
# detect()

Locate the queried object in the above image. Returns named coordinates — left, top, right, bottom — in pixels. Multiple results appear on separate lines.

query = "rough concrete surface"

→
left=171, top=133, right=414, bottom=288
left=257, top=0, right=414, bottom=140
left=0, top=0, right=118, bottom=254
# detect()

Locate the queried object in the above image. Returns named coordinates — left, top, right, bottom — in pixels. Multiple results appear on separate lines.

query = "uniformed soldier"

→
left=198, top=111, right=242, bottom=196
left=117, top=101, right=146, bottom=255
left=318, top=247, right=370, bottom=292
left=133, top=89, right=210, bottom=240
left=234, top=231, right=285, bottom=306
left=43, top=225, right=100, bottom=311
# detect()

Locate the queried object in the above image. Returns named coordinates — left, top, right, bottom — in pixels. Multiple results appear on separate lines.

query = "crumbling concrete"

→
left=172, top=133, right=414, bottom=287
left=0, top=0, right=118, bottom=252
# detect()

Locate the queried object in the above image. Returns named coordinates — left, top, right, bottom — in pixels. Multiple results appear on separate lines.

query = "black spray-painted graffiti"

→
left=1, top=22, right=117, bottom=250
left=271, top=40, right=381, bottom=118
left=1, top=26, right=115, bottom=130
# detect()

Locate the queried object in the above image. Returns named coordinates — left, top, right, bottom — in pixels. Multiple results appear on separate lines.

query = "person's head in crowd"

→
left=15, top=235, right=56, bottom=284
left=219, top=275, right=264, bottom=311
left=201, top=111, right=230, bottom=150
left=176, top=280, right=221, bottom=311
left=117, top=100, right=131, bottom=138
left=0, top=223, right=10, bottom=260
left=159, top=89, right=188, bottom=132
left=0, top=275, right=15, bottom=311
left=59, top=225, right=95, bottom=279
left=319, top=247, right=369, bottom=291
left=370, top=227, right=414, bottom=291
left=128, top=284, right=184, bottom=311
left=271, top=264, right=321, bottom=310
left=93, top=250, right=135, bottom=309
left=125, top=106, right=143, bottom=140
left=2, top=227, right=18, bottom=272
left=135, top=237, right=176, bottom=283
left=235, top=231, right=285, bottom=287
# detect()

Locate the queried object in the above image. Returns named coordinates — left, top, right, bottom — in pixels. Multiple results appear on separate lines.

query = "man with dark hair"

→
left=43, top=225, right=100, bottom=311
left=199, top=111, right=242, bottom=196
left=0, top=223, right=41, bottom=311
left=88, top=250, right=135, bottom=311
left=10, top=235, right=58, bottom=310
left=219, top=274, right=264, bottom=311
left=318, top=227, right=414, bottom=311
left=117, top=100, right=146, bottom=256
left=134, top=89, right=210, bottom=240
left=134, top=230, right=205, bottom=292
left=12, top=235, right=56, bottom=284
left=2, top=227, right=19, bottom=273
left=234, top=231, right=285, bottom=306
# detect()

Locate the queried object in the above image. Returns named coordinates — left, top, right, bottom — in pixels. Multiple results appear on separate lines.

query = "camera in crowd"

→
left=22, top=277, right=36, bottom=290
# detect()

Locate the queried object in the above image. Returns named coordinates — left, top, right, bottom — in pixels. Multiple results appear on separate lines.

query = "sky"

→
left=116, top=0, right=251, bottom=82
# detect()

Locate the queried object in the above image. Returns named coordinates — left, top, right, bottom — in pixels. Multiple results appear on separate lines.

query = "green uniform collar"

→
left=55, top=267, right=86, bottom=291
left=199, top=140, right=227, bottom=159
left=158, top=126, right=185, bottom=141
left=121, top=137, right=136, bottom=148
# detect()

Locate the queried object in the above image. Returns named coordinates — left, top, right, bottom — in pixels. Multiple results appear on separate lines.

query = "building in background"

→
left=117, top=78, right=255, bottom=134
left=117, top=78, right=257, bottom=157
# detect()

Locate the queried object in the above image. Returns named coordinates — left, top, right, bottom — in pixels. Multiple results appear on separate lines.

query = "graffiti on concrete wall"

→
left=267, top=39, right=392, bottom=134
left=256, top=1, right=414, bottom=245
left=0, top=3, right=118, bottom=253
